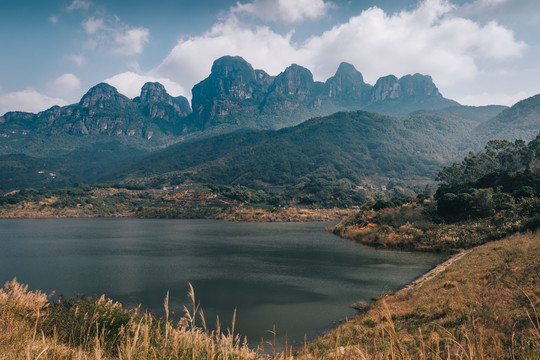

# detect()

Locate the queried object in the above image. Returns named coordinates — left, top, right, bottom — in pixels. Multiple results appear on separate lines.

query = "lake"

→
left=0, top=218, right=443, bottom=348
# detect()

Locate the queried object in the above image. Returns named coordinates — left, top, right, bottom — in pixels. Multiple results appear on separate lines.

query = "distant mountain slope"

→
left=474, top=94, right=540, bottom=142
left=111, top=110, right=477, bottom=188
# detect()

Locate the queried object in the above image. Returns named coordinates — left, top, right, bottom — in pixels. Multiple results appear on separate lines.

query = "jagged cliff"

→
left=186, top=56, right=458, bottom=131
left=1, top=55, right=458, bottom=141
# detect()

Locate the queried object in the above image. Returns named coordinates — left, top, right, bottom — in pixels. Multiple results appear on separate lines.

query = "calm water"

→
left=0, top=218, right=443, bottom=348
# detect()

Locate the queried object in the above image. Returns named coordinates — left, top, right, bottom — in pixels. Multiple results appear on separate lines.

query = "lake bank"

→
left=0, top=186, right=358, bottom=222
left=1, top=230, right=537, bottom=359
left=0, top=219, right=443, bottom=350
left=302, top=230, right=539, bottom=359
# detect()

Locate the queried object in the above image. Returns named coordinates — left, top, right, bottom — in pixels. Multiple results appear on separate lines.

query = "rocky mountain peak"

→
left=326, top=62, right=370, bottom=100
left=192, top=56, right=262, bottom=103
left=271, top=64, right=314, bottom=96
left=398, top=74, right=441, bottom=97
left=79, top=83, right=130, bottom=109
left=210, top=56, right=255, bottom=79
left=335, top=62, right=364, bottom=81
left=371, top=75, right=400, bottom=102
left=139, top=82, right=191, bottom=119
left=140, top=82, right=169, bottom=103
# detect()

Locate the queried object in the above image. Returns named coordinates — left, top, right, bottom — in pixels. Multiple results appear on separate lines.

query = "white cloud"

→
left=64, top=54, right=86, bottom=66
left=103, top=72, right=187, bottom=98
left=153, top=0, right=526, bottom=94
left=48, top=15, right=59, bottom=24
left=457, top=90, right=529, bottom=106
left=82, top=17, right=104, bottom=34
left=232, top=0, right=333, bottom=22
left=113, top=27, right=150, bottom=56
left=0, top=89, right=67, bottom=115
left=51, top=74, right=81, bottom=92
left=80, top=14, right=150, bottom=56
left=41, top=74, right=82, bottom=104
left=67, top=0, right=91, bottom=12
left=155, top=17, right=297, bottom=89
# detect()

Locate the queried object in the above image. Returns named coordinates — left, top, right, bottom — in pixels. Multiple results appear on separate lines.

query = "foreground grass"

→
left=302, top=231, right=539, bottom=359
left=1, top=232, right=538, bottom=359
left=0, top=281, right=258, bottom=360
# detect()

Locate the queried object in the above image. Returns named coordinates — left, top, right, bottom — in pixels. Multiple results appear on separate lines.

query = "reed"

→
left=0, top=232, right=538, bottom=359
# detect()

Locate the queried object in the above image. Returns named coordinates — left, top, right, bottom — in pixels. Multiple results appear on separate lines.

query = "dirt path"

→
left=399, top=249, right=473, bottom=293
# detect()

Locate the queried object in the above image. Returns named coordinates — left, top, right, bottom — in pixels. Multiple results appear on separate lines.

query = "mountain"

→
left=0, top=83, right=192, bottom=192
left=135, top=82, right=191, bottom=134
left=364, top=74, right=460, bottom=115
left=0, top=56, right=457, bottom=142
left=110, top=110, right=479, bottom=188
left=474, top=94, right=540, bottom=142
left=3, top=55, right=537, bottom=194
left=0, top=83, right=191, bottom=141
left=184, top=56, right=459, bottom=133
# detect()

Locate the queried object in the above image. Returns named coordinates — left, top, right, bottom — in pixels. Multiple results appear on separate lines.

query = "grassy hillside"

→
left=303, top=231, right=539, bottom=359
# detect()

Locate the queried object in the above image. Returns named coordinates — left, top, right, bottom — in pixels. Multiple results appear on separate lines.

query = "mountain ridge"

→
left=1, top=55, right=458, bottom=140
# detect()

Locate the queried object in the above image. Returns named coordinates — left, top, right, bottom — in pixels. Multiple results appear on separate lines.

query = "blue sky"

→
left=1, top=0, right=539, bottom=114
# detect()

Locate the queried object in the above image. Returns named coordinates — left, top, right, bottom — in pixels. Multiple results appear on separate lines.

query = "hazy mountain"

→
left=474, top=94, right=540, bottom=142
left=1, top=55, right=458, bottom=142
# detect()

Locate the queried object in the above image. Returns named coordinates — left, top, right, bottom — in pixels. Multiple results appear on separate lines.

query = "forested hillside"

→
left=111, top=110, right=478, bottom=188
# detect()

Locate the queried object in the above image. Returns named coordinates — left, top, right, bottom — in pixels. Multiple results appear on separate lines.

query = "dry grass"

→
left=219, top=207, right=357, bottom=222
left=302, top=231, right=540, bottom=359
left=0, top=279, right=260, bottom=360
left=331, top=204, right=531, bottom=252
left=1, top=232, right=538, bottom=359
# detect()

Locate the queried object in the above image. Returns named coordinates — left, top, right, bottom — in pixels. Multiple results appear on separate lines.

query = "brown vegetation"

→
left=301, top=231, right=540, bottom=359
left=1, top=232, right=538, bottom=359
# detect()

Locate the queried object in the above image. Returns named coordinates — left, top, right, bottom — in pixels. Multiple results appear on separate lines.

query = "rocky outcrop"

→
left=139, top=82, right=191, bottom=120
left=0, top=83, right=186, bottom=140
left=79, top=83, right=131, bottom=109
left=325, top=62, right=372, bottom=105
left=371, top=75, right=401, bottom=102
left=269, top=64, right=314, bottom=96
left=0, top=55, right=460, bottom=140
left=190, top=56, right=273, bottom=129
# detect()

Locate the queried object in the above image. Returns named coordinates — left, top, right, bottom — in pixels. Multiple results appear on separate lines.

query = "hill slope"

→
left=111, top=110, right=477, bottom=188
left=475, top=93, right=540, bottom=142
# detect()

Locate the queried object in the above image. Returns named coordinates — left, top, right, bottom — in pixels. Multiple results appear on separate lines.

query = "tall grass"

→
left=1, top=232, right=538, bottom=359
left=301, top=231, right=540, bottom=359
left=0, top=279, right=258, bottom=359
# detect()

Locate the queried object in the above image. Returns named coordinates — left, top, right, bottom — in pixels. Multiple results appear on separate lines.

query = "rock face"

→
left=190, top=56, right=270, bottom=129
left=33, top=83, right=145, bottom=136
left=0, top=55, right=459, bottom=141
left=325, top=62, right=372, bottom=104
left=79, top=83, right=131, bottom=109
left=187, top=56, right=457, bottom=131
left=270, top=64, right=314, bottom=96
left=139, top=82, right=191, bottom=121
left=0, top=82, right=189, bottom=141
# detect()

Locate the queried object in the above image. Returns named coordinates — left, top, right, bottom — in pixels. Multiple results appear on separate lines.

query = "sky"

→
left=1, top=0, right=539, bottom=115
